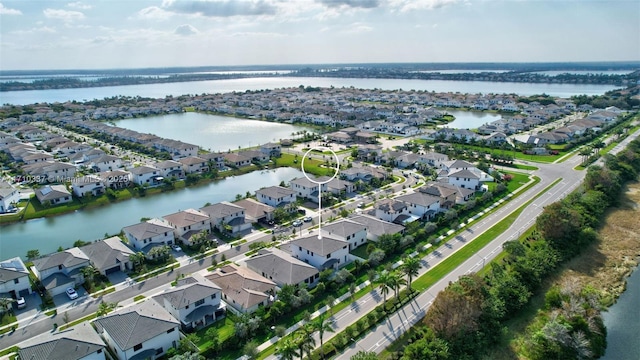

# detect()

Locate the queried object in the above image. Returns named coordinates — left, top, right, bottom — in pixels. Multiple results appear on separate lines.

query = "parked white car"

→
left=66, top=288, right=79, bottom=300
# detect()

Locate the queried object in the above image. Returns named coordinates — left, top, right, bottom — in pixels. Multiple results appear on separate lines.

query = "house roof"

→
left=155, top=160, right=182, bottom=170
left=200, top=202, right=244, bottom=220
left=233, top=198, right=274, bottom=220
left=153, top=273, right=220, bottom=310
left=123, top=218, right=174, bottom=240
left=289, top=235, right=349, bottom=256
left=0, top=181, right=17, bottom=200
left=376, top=198, right=407, bottom=213
left=33, top=248, right=89, bottom=272
left=321, top=219, right=366, bottom=238
left=419, top=183, right=457, bottom=198
left=0, top=257, right=29, bottom=284
left=163, top=208, right=209, bottom=228
left=80, top=236, right=135, bottom=272
left=35, top=185, right=71, bottom=202
left=441, top=159, right=474, bottom=170
left=448, top=169, right=480, bottom=180
left=94, top=300, right=178, bottom=351
left=206, top=264, right=275, bottom=310
left=244, top=248, right=319, bottom=286
left=256, top=186, right=295, bottom=199
left=178, top=156, right=206, bottom=166
left=18, top=322, right=105, bottom=360
left=348, top=214, right=405, bottom=238
left=395, top=192, right=441, bottom=207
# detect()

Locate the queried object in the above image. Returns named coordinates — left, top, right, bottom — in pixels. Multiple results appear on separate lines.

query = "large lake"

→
left=113, top=113, right=311, bottom=152
left=601, top=265, right=640, bottom=360
left=0, top=77, right=620, bottom=106
left=0, top=167, right=303, bottom=260
left=438, top=110, right=503, bottom=129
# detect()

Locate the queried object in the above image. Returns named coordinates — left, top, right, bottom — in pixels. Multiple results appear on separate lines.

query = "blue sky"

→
left=0, top=0, right=638, bottom=70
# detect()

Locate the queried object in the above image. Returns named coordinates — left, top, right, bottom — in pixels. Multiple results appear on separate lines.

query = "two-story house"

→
left=205, top=264, right=276, bottom=314
left=18, top=322, right=106, bottom=360
left=290, top=177, right=326, bottom=203
left=70, top=175, right=105, bottom=197
left=80, top=236, right=135, bottom=276
left=244, top=248, right=319, bottom=288
left=233, top=198, right=275, bottom=224
left=154, top=160, right=185, bottom=179
left=129, top=165, right=161, bottom=186
left=122, top=218, right=176, bottom=251
left=0, top=180, right=20, bottom=213
left=395, top=192, right=441, bottom=220
left=90, top=154, right=122, bottom=173
left=153, top=273, right=224, bottom=331
left=256, top=186, right=296, bottom=208
left=0, top=257, right=32, bottom=299
left=178, top=156, right=209, bottom=174
left=162, top=208, right=211, bottom=242
left=200, top=202, right=252, bottom=235
left=260, top=142, right=281, bottom=157
left=348, top=214, right=405, bottom=242
left=32, top=248, right=90, bottom=296
left=97, top=170, right=132, bottom=190
left=94, top=300, right=180, bottom=360
left=447, top=169, right=481, bottom=190
left=374, top=198, right=408, bottom=223
left=289, top=234, right=350, bottom=270
left=321, top=219, right=368, bottom=250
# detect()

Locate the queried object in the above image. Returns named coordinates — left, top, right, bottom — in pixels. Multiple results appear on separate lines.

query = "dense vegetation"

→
left=393, top=138, right=640, bottom=360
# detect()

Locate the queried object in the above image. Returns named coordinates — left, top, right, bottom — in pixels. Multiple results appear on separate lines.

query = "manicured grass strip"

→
left=133, top=295, right=145, bottom=302
left=58, top=313, right=97, bottom=331
left=413, top=177, right=562, bottom=292
left=0, top=346, right=19, bottom=357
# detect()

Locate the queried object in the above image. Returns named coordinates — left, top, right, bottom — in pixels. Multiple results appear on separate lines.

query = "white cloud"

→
left=389, top=0, right=459, bottom=12
left=136, top=6, right=173, bottom=20
left=345, top=22, right=373, bottom=33
left=43, top=8, right=85, bottom=22
left=67, top=2, right=92, bottom=10
left=0, top=3, right=22, bottom=15
left=162, top=0, right=277, bottom=18
left=316, top=0, right=380, bottom=9
left=10, top=26, right=57, bottom=35
left=175, top=24, right=199, bottom=36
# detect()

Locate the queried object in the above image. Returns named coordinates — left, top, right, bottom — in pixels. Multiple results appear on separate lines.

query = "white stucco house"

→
left=321, top=219, right=368, bottom=250
left=0, top=257, right=32, bottom=299
left=289, top=234, right=350, bottom=270
left=200, top=201, right=252, bottom=235
left=162, top=208, right=211, bottom=241
left=256, top=186, right=296, bottom=208
left=32, top=248, right=90, bottom=296
left=122, top=218, right=176, bottom=251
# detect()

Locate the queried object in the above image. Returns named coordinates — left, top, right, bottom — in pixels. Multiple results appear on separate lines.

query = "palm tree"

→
left=275, top=338, right=298, bottom=360
left=311, top=313, right=335, bottom=359
left=0, top=297, right=14, bottom=315
left=376, top=270, right=393, bottom=307
left=400, top=256, right=421, bottom=292
left=80, top=265, right=97, bottom=284
left=294, top=327, right=315, bottom=360
left=388, top=271, right=406, bottom=300
left=130, top=251, right=146, bottom=270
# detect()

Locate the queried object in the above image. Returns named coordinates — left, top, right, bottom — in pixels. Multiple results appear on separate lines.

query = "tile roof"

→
left=289, top=234, right=349, bottom=256
left=18, top=322, right=105, bottom=360
left=153, top=273, right=220, bottom=310
left=163, top=208, right=210, bottom=228
left=33, top=248, right=89, bottom=272
left=79, top=236, right=135, bottom=273
left=123, top=218, right=173, bottom=240
left=256, top=186, right=295, bottom=199
left=206, top=265, right=275, bottom=310
left=321, top=219, right=366, bottom=238
left=395, top=192, right=441, bottom=207
left=244, top=248, right=319, bottom=286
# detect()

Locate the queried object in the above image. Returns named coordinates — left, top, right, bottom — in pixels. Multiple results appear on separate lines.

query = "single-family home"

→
left=79, top=236, right=135, bottom=276
left=163, top=208, right=211, bottom=241
left=395, top=192, right=441, bottom=220
left=18, top=322, right=106, bottom=360
left=153, top=273, right=224, bottom=331
left=374, top=198, right=408, bottom=223
left=70, top=175, right=105, bottom=197
left=199, top=152, right=225, bottom=170
left=155, top=160, right=185, bottom=179
left=290, top=177, right=325, bottom=203
left=448, top=169, right=481, bottom=190
left=97, top=170, right=131, bottom=190
left=256, top=186, right=296, bottom=208
left=35, top=184, right=72, bottom=206
left=244, top=248, right=319, bottom=288
left=94, top=299, right=180, bottom=360
left=348, top=214, right=405, bottom=242
left=205, top=264, right=276, bottom=314
left=260, top=142, right=281, bottom=157
left=200, top=202, right=252, bottom=235
left=90, top=154, right=122, bottom=173
left=0, top=181, right=20, bottom=213
left=289, top=234, right=350, bottom=270
left=122, top=218, right=176, bottom=251
left=129, top=165, right=162, bottom=186
left=178, top=156, right=209, bottom=174
left=0, top=257, right=32, bottom=299
left=233, top=198, right=275, bottom=223
left=32, top=248, right=90, bottom=296
left=321, top=219, right=368, bottom=250
left=223, top=153, right=252, bottom=168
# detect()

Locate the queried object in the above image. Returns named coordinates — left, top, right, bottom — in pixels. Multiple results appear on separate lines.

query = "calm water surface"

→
left=601, top=264, right=640, bottom=360
left=438, top=110, right=503, bottom=129
left=113, top=113, right=312, bottom=152
left=0, top=77, right=620, bottom=105
left=0, top=167, right=303, bottom=260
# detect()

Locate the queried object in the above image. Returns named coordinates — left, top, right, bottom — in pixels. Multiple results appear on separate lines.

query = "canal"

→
left=0, top=167, right=304, bottom=260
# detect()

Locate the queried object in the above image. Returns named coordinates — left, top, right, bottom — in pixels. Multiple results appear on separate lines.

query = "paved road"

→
left=338, top=129, right=640, bottom=359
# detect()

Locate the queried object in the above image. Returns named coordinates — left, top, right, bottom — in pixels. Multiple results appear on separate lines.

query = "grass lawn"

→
left=503, top=172, right=531, bottom=193
left=0, top=312, right=17, bottom=326
left=195, top=316, right=236, bottom=350
left=274, top=153, right=332, bottom=176
left=350, top=243, right=371, bottom=259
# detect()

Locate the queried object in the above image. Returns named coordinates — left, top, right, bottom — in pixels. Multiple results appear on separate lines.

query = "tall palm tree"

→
left=275, top=338, right=298, bottom=360
left=400, top=256, right=421, bottom=292
left=376, top=270, right=393, bottom=307
left=311, top=313, right=335, bottom=360
left=80, top=265, right=97, bottom=284
left=294, top=326, right=315, bottom=360
left=388, top=271, right=406, bottom=300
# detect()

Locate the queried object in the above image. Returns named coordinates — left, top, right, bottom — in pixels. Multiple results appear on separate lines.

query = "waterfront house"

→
left=256, top=186, right=296, bottom=208
left=289, top=234, right=350, bottom=270
left=153, top=273, right=224, bottom=331
left=178, top=156, right=209, bottom=174
left=79, top=236, right=135, bottom=276
left=290, top=177, right=326, bottom=203
left=35, top=184, right=72, bottom=206
left=223, top=152, right=252, bottom=168
left=32, top=248, right=90, bottom=296
left=239, top=150, right=269, bottom=163
left=348, top=214, right=405, bottom=242
left=129, top=165, right=161, bottom=186
left=321, top=219, right=368, bottom=250
left=97, top=170, right=131, bottom=189
left=94, top=299, right=180, bottom=360
left=200, top=202, right=252, bottom=235
left=199, top=152, right=225, bottom=170
left=18, top=322, right=106, bottom=360
left=90, top=154, right=122, bottom=173
left=205, top=264, right=276, bottom=314
left=0, top=181, right=20, bottom=213
left=122, top=218, right=176, bottom=251
left=23, top=161, right=77, bottom=183
left=70, top=175, right=105, bottom=198
left=162, top=208, right=211, bottom=241
left=0, top=257, right=32, bottom=299
left=244, top=248, right=319, bottom=288
left=260, top=142, right=281, bottom=157
left=233, top=198, right=275, bottom=223
left=155, top=160, right=185, bottom=179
